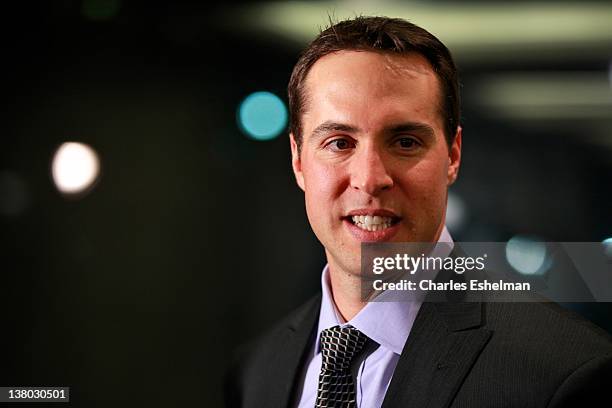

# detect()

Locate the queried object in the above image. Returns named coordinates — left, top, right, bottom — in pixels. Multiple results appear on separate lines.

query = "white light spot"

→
left=51, top=142, right=100, bottom=195
left=446, top=191, right=467, bottom=232
left=505, top=235, right=549, bottom=275
left=603, top=237, right=612, bottom=258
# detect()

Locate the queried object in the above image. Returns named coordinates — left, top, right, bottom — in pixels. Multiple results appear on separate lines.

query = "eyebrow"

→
left=309, top=120, right=435, bottom=141
left=310, top=121, right=360, bottom=141
left=387, top=122, right=435, bottom=138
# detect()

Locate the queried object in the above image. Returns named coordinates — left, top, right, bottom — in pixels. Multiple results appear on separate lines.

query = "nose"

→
left=349, top=145, right=394, bottom=196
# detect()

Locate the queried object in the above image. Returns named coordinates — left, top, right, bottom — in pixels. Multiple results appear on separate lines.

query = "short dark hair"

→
left=288, top=16, right=460, bottom=152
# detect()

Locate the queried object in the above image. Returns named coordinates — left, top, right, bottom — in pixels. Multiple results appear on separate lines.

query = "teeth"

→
left=350, top=215, right=395, bottom=231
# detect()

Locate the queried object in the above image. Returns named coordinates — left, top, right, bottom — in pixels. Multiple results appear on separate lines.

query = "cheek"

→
left=304, top=162, right=346, bottom=201
left=402, top=156, right=449, bottom=208
left=302, top=160, right=347, bottom=223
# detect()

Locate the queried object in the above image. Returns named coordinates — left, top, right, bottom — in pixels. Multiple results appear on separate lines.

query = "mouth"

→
left=342, top=210, right=402, bottom=241
left=347, top=214, right=400, bottom=232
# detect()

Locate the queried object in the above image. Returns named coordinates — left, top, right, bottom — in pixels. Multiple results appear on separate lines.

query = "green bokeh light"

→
left=238, top=91, right=288, bottom=141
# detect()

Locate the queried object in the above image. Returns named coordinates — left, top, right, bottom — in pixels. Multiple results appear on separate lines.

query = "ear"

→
left=290, top=133, right=306, bottom=191
left=447, top=126, right=462, bottom=186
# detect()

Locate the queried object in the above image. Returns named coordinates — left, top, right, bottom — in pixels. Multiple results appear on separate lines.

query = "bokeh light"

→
left=446, top=191, right=467, bottom=232
left=603, top=237, right=612, bottom=258
left=505, top=235, right=549, bottom=275
left=237, top=91, right=287, bottom=140
left=51, top=142, right=101, bottom=195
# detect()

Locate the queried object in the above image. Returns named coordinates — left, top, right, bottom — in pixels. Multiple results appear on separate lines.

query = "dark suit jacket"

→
left=226, top=291, right=612, bottom=407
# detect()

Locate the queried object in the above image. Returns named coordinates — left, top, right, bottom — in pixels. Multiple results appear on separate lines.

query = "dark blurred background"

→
left=1, top=0, right=611, bottom=406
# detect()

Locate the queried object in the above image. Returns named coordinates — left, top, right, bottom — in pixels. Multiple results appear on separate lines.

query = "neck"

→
left=325, top=224, right=448, bottom=321
left=327, top=262, right=367, bottom=322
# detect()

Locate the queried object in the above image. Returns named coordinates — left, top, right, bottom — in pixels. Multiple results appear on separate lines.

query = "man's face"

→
left=290, top=51, right=462, bottom=276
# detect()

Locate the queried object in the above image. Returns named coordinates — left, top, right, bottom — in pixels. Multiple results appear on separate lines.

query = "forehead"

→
left=307, top=50, right=436, bottom=85
left=301, top=50, right=442, bottom=133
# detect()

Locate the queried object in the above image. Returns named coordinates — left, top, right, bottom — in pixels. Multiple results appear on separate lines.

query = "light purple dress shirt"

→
left=294, top=226, right=454, bottom=408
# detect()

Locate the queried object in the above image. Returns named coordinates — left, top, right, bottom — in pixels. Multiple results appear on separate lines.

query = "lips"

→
left=346, top=209, right=400, bottom=218
left=351, top=215, right=394, bottom=231
left=342, top=209, right=401, bottom=241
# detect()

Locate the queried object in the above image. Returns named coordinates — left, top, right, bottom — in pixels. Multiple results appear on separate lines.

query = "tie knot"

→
left=319, top=325, right=367, bottom=372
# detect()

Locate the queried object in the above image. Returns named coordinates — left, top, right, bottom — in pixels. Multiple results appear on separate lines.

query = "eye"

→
left=326, top=138, right=355, bottom=151
left=396, top=137, right=420, bottom=149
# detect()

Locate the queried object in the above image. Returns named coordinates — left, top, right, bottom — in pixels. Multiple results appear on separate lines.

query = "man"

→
left=226, top=16, right=612, bottom=407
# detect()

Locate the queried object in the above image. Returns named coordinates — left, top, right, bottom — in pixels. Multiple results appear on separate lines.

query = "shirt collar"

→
left=315, top=225, right=454, bottom=355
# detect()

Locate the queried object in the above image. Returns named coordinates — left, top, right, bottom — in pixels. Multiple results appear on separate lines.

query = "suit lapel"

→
left=382, top=300, right=492, bottom=408
left=381, top=247, right=495, bottom=408
left=263, top=295, right=320, bottom=408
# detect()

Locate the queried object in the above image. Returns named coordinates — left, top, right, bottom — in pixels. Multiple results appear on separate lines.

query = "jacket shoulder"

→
left=224, top=294, right=321, bottom=408
left=237, top=293, right=321, bottom=361
left=485, top=301, right=612, bottom=357
left=454, top=301, right=612, bottom=406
